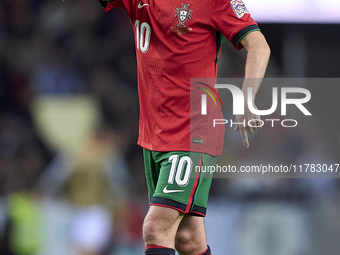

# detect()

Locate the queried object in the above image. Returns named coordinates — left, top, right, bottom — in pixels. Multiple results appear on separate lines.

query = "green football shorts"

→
left=143, top=149, right=218, bottom=217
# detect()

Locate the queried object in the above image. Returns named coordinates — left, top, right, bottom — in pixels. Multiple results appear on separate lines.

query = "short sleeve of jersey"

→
left=98, top=0, right=127, bottom=12
left=211, top=0, right=260, bottom=50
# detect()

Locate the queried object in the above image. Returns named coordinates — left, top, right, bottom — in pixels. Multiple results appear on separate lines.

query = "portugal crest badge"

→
left=175, top=3, right=193, bottom=27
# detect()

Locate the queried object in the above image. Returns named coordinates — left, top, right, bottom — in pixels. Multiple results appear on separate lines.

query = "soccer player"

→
left=98, top=0, right=270, bottom=254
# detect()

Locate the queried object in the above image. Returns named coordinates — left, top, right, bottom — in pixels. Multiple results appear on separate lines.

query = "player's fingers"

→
left=255, top=115, right=262, bottom=130
left=240, top=129, right=249, bottom=148
left=246, top=125, right=254, bottom=134
left=249, top=116, right=261, bottom=131
left=256, top=119, right=263, bottom=129
left=249, top=119, right=258, bottom=131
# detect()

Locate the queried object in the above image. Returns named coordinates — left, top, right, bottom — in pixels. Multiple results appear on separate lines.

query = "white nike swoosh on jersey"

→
left=138, top=2, right=150, bottom=9
left=163, top=186, right=184, bottom=194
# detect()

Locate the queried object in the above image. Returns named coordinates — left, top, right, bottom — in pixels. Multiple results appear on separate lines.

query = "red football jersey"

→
left=100, top=0, right=259, bottom=156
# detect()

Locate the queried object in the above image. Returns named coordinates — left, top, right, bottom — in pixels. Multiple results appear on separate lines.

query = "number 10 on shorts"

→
left=168, top=155, right=193, bottom=187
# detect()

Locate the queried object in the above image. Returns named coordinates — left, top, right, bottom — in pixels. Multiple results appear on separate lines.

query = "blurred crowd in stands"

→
left=0, top=0, right=340, bottom=255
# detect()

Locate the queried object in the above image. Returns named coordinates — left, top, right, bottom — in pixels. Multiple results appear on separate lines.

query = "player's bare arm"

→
left=234, top=31, right=271, bottom=148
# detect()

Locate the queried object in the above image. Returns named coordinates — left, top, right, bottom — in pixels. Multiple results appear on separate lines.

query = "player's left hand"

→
left=234, top=104, right=262, bottom=148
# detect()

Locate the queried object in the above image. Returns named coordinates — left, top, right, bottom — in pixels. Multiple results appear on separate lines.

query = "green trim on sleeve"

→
left=236, top=28, right=260, bottom=47
left=98, top=0, right=108, bottom=10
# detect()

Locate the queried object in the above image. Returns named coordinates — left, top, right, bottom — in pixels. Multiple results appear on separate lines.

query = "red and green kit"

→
left=99, top=0, right=259, bottom=215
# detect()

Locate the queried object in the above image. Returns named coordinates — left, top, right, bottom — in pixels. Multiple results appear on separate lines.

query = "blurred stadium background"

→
left=0, top=0, right=340, bottom=255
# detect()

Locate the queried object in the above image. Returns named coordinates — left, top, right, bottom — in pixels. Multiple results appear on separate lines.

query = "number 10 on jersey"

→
left=135, top=20, right=151, bottom=53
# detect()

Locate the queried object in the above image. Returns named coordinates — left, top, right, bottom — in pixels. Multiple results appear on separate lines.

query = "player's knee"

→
left=175, top=228, right=196, bottom=254
left=143, top=215, right=170, bottom=244
left=143, top=218, right=158, bottom=244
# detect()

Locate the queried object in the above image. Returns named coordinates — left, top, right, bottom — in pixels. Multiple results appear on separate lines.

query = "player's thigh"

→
left=175, top=214, right=207, bottom=252
left=144, top=205, right=185, bottom=232
left=177, top=214, right=206, bottom=241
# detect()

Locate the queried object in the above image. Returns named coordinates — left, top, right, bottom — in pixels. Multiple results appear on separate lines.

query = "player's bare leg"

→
left=175, top=215, right=210, bottom=255
left=143, top=205, right=184, bottom=249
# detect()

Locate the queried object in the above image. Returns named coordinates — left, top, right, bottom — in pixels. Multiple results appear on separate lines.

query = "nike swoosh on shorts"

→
left=163, top=186, right=184, bottom=194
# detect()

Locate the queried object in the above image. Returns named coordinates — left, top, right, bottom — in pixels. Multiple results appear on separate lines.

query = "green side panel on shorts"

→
left=143, top=149, right=160, bottom=204
left=192, top=153, right=218, bottom=208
